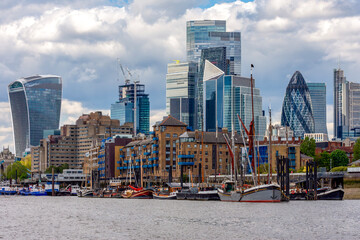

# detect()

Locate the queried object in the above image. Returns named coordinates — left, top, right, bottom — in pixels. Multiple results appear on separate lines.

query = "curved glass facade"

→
left=203, top=61, right=266, bottom=139
left=281, top=71, right=315, bottom=138
left=8, top=75, right=62, bottom=156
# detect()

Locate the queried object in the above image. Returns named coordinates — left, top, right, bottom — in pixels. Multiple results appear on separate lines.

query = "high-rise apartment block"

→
left=307, top=83, right=328, bottom=134
left=111, top=83, right=150, bottom=135
left=31, top=112, right=122, bottom=174
left=166, top=61, right=197, bottom=130
left=203, top=60, right=266, bottom=138
left=281, top=71, right=315, bottom=138
left=8, top=75, right=62, bottom=156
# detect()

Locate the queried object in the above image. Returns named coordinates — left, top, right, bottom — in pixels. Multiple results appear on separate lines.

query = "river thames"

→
left=0, top=196, right=359, bottom=240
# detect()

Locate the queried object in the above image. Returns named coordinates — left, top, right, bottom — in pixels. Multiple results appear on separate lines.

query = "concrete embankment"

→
left=344, top=177, right=360, bottom=199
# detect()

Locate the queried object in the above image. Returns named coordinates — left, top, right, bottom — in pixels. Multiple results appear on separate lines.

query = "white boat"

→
left=77, top=188, right=94, bottom=197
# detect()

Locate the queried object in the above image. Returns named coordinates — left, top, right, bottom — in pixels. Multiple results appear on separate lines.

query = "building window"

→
left=173, top=133, right=178, bottom=138
left=166, top=133, right=170, bottom=138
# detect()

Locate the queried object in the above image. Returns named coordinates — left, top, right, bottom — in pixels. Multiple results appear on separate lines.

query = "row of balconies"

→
left=117, top=164, right=159, bottom=170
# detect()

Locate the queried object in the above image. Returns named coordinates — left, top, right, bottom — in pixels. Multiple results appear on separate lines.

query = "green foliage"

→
left=330, top=166, right=348, bottom=172
left=45, top=163, right=69, bottom=174
left=300, top=137, right=316, bottom=157
left=182, top=174, right=189, bottom=183
left=330, top=149, right=349, bottom=168
left=315, top=151, right=331, bottom=171
left=259, top=163, right=269, bottom=174
left=353, top=138, right=360, bottom=161
left=5, top=161, right=30, bottom=181
left=296, top=166, right=305, bottom=173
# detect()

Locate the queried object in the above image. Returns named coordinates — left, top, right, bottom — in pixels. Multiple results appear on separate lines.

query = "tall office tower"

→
left=187, top=20, right=241, bottom=130
left=307, top=83, right=328, bottom=134
left=8, top=75, right=62, bottom=156
left=281, top=71, right=315, bottom=138
left=333, top=68, right=349, bottom=138
left=203, top=60, right=266, bottom=139
left=166, top=61, right=197, bottom=129
left=111, top=83, right=150, bottom=135
left=339, top=81, right=360, bottom=138
left=187, top=20, right=226, bottom=63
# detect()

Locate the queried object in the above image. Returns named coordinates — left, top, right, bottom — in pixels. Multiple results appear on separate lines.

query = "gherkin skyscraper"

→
left=281, top=71, right=315, bottom=138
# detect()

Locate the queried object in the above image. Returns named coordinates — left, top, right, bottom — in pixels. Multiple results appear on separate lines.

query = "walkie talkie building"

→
left=8, top=75, right=62, bottom=156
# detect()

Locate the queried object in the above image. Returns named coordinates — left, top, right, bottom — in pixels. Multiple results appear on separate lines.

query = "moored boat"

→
left=121, top=185, right=153, bottom=199
left=153, top=191, right=177, bottom=200
left=317, top=188, right=345, bottom=200
left=240, top=184, right=281, bottom=202
left=217, top=181, right=241, bottom=202
left=77, top=188, right=94, bottom=197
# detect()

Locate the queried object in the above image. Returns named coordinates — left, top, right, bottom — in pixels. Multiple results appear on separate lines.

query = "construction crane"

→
left=117, top=59, right=131, bottom=85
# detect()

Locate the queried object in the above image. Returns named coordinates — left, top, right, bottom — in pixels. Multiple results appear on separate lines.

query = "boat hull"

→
left=217, top=190, right=241, bottom=202
left=77, top=190, right=94, bottom=197
left=30, top=191, right=48, bottom=196
left=153, top=193, right=177, bottom=200
left=240, top=184, right=282, bottom=202
left=177, top=190, right=220, bottom=201
left=317, top=188, right=344, bottom=200
left=122, top=189, right=153, bottom=199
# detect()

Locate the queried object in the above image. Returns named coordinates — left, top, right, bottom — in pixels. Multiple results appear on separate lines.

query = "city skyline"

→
left=1, top=0, right=360, bottom=150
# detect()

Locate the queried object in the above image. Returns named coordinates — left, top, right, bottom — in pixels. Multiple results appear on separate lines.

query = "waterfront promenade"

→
left=1, top=196, right=359, bottom=240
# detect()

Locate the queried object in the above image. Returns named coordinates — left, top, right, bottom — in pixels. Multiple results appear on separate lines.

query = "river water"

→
left=0, top=196, right=359, bottom=240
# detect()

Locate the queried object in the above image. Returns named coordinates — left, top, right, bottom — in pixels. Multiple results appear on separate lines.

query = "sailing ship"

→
left=218, top=64, right=282, bottom=202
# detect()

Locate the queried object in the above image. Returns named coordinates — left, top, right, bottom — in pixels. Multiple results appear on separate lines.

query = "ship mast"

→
left=268, top=106, right=273, bottom=184
left=237, top=64, right=257, bottom=186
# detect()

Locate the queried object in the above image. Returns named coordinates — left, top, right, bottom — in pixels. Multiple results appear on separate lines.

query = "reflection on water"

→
left=0, top=196, right=359, bottom=240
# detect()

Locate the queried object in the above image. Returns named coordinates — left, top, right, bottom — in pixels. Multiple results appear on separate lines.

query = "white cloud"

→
left=150, top=109, right=167, bottom=127
left=327, top=104, right=334, bottom=139
left=0, top=0, right=359, bottom=148
left=60, top=99, right=110, bottom=125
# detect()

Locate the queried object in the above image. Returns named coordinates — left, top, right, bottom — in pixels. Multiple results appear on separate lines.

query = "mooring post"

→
left=52, top=167, right=55, bottom=196
left=180, top=165, right=183, bottom=188
left=286, top=157, right=290, bottom=197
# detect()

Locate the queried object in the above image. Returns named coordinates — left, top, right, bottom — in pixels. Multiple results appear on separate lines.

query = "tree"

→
left=21, top=154, right=31, bottom=170
left=45, top=163, right=69, bottom=174
left=315, top=151, right=331, bottom=171
left=300, top=137, right=316, bottom=157
left=5, top=161, right=30, bottom=181
left=353, top=138, right=360, bottom=161
left=330, top=149, right=349, bottom=168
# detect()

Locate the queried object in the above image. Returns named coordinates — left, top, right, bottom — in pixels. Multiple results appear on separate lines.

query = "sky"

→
left=0, top=0, right=360, bottom=152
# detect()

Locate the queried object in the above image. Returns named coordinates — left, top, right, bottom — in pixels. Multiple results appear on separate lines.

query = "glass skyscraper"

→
left=166, top=61, right=197, bottom=129
left=333, top=68, right=348, bottom=138
left=307, top=83, right=328, bottom=134
left=203, top=60, right=266, bottom=139
left=186, top=20, right=241, bottom=130
left=281, top=71, right=315, bottom=138
left=8, top=75, right=62, bottom=156
left=110, top=83, right=150, bottom=135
